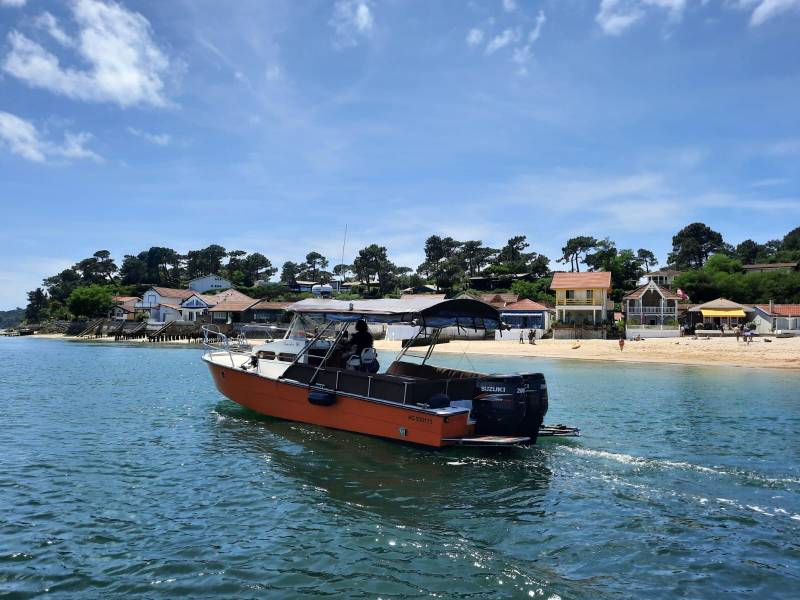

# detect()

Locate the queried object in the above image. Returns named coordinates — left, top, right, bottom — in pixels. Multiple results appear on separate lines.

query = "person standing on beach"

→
left=519, top=330, right=524, bottom=344
left=734, top=325, right=740, bottom=342
left=618, top=332, right=625, bottom=351
left=528, top=329, right=536, bottom=345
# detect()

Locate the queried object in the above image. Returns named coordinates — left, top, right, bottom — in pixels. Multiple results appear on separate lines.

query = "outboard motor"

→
left=473, top=373, right=549, bottom=441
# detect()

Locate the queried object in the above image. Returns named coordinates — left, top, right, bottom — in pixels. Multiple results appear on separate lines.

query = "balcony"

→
left=627, top=306, right=675, bottom=314
left=555, top=297, right=604, bottom=306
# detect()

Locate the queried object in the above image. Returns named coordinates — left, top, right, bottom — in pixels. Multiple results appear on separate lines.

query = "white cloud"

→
left=265, top=64, right=281, bottom=81
left=2, top=0, right=172, bottom=108
left=749, top=0, right=800, bottom=25
left=127, top=127, right=170, bottom=146
left=596, top=0, right=689, bottom=35
left=596, top=0, right=646, bottom=35
left=502, top=0, right=517, bottom=12
left=466, top=28, right=484, bottom=47
left=330, top=0, right=374, bottom=48
left=485, top=28, right=519, bottom=54
left=512, top=11, right=546, bottom=74
left=0, top=110, right=101, bottom=163
left=0, top=0, right=27, bottom=7
left=529, top=10, right=547, bottom=43
left=33, top=12, right=73, bottom=47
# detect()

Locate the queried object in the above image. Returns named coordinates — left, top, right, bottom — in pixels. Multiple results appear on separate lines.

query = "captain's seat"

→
left=346, top=348, right=380, bottom=373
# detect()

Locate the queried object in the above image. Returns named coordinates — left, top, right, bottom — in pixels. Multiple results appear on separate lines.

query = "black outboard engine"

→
left=474, top=373, right=549, bottom=442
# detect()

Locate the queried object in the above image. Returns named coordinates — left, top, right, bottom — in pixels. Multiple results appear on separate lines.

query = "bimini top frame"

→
left=285, top=297, right=501, bottom=330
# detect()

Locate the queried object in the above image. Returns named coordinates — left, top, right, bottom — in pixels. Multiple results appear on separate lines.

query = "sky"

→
left=0, top=0, right=799, bottom=309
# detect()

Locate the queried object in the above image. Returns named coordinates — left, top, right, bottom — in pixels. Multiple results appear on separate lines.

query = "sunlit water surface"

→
left=1, top=338, right=799, bottom=598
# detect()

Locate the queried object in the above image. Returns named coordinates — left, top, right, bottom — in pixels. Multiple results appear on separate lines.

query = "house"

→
left=400, top=293, right=446, bottom=301
left=400, top=284, right=440, bottom=295
left=642, top=268, right=682, bottom=289
left=468, top=273, right=537, bottom=291
left=741, top=262, right=799, bottom=274
left=479, top=293, right=519, bottom=309
left=209, top=295, right=259, bottom=324
left=687, top=298, right=754, bottom=330
left=495, top=299, right=551, bottom=340
left=622, top=281, right=682, bottom=338
left=188, top=273, right=232, bottom=293
left=550, top=272, right=612, bottom=325
left=110, top=296, right=143, bottom=321
left=287, top=280, right=319, bottom=293
left=137, top=287, right=196, bottom=323
left=751, top=303, right=800, bottom=335
left=250, top=301, right=293, bottom=324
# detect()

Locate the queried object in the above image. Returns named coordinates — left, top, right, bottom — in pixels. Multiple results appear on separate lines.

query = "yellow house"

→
left=550, top=271, right=612, bottom=325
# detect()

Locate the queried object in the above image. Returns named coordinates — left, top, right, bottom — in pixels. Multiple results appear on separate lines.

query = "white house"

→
left=751, top=303, right=800, bottom=335
left=137, top=287, right=196, bottom=323
left=188, top=274, right=232, bottom=293
left=623, top=281, right=681, bottom=338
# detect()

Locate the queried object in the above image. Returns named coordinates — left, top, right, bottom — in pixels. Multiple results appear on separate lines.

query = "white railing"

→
left=627, top=324, right=680, bottom=330
left=628, top=306, right=675, bottom=314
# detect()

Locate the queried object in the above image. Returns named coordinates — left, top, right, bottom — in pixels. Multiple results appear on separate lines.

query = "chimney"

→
left=769, top=299, right=774, bottom=314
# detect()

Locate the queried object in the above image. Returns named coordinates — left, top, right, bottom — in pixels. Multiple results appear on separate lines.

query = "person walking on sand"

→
left=528, top=329, right=536, bottom=345
left=519, top=330, right=524, bottom=344
left=618, top=332, right=625, bottom=351
left=734, top=325, right=740, bottom=342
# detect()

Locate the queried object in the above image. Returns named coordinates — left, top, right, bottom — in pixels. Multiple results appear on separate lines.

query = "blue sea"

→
left=1, top=337, right=798, bottom=598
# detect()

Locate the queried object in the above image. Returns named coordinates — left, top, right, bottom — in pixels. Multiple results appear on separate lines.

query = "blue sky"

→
left=0, top=0, right=798, bottom=309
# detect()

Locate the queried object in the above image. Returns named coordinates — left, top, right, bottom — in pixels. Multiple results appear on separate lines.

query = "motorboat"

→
left=202, top=297, right=551, bottom=448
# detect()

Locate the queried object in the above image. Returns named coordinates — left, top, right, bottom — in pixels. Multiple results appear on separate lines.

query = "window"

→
left=586, top=290, right=593, bottom=302
left=566, top=290, right=575, bottom=300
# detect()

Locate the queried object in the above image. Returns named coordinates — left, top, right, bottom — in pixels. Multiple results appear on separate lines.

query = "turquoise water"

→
left=1, top=338, right=799, bottom=599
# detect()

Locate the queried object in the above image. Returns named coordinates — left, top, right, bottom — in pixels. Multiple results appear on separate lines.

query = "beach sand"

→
left=374, top=336, right=800, bottom=370
left=24, top=333, right=800, bottom=370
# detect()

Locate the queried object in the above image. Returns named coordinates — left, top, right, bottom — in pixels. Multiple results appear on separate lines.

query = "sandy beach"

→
left=21, top=333, right=800, bottom=370
left=375, top=336, right=800, bottom=370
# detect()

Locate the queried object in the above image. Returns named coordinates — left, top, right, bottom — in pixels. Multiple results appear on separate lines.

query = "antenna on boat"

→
left=339, top=223, right=348, bottom=293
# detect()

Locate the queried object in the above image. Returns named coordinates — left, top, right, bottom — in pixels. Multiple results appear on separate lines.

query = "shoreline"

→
left=17, top=333, right=800, bottom=370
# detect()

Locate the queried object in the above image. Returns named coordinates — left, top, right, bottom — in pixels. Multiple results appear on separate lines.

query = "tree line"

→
left=20, top=223, right=800, bottom=322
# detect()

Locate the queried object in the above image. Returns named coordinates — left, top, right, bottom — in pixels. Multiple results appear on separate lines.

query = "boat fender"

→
left=308, top=389, right=336, bottom=406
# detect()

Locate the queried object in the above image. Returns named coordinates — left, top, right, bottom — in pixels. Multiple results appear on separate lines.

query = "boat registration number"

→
left=408, top=415, right=433, bottom=425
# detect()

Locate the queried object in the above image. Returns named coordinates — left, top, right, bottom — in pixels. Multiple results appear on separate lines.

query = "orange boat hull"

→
left=206, top=360, right=472, bottom=447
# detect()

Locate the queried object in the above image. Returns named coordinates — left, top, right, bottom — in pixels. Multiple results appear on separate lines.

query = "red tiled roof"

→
left=113, top=295, right=139, bottom=302
left=550, top=271, right=612, bottom=289
left=160, top=302, right=183, bottom=311
left=152, top=286, right=195, bottom=300
left=503, top=299, right=549, bottom=311
left=209, top=298, right=259, bottom=313
left=479, top=293, right=519, bottom=308
left=251, top=301, right=293, bottom=310
left=622, top=282, right=681, bottom=301
left=755, top=304, right=800, bottom=317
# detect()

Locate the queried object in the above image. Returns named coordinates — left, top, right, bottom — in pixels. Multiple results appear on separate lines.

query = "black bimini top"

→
left=286, top=298, right=500, bottom=329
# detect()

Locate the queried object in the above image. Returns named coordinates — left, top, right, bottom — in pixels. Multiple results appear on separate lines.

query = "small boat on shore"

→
left=202, top=298, right=553, bottom=448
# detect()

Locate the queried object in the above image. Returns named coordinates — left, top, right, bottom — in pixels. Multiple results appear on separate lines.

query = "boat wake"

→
left=562, top=446, right=800, bottom=489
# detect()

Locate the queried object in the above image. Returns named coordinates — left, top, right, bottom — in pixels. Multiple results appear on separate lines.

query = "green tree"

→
left=735, top=239, right=761, bottom=264
left=558, top=236, right=597, bottom=272
left=43, top=268, right=81, bottom=303
left=636, top=248, right=658, bottom=272
left=668, top=222, right=724, bottom=269
left=185, top=244, right=227, bottom=278
left=242, top=252, right=277, bottom=286
left=280, top=261, right=301, bottom=284
left=302, top=251, right=329, bottom=282
left=353, top=244, right=396, bottom=295
left=66, top=285, right=115, bottom=319
left=458, top=240, right=497, bottom=277
left=783, top=226, right=800, bottom=252
left=25, top=288, right=49, bottom=322
left=119, top=254, right=149, bottom=284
